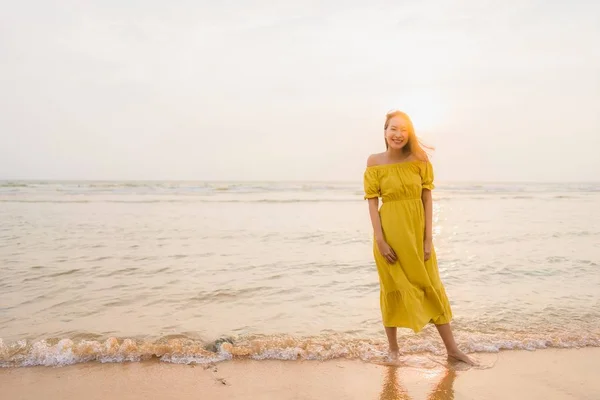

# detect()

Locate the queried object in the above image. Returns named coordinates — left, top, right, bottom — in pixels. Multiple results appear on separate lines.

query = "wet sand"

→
left=1, top=348, right=598, bottom=400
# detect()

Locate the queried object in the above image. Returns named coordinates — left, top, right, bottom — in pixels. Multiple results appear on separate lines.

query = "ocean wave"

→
left=1, top=192, right=595, bottom=204
left=3, top=181, right=598, bottom=193
left=0, top=198, right=362, bottom=204
left=0, top=182, right=358, bottom=193
left=2, top=331, right=599, bottom=368
left=0, top=182, right=29, bottom=188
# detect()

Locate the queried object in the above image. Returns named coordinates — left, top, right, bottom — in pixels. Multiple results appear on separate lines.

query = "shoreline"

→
left=1, top=348, right=598, bottom=399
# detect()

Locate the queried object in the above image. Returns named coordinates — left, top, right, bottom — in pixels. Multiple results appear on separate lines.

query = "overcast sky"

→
left=1, top=1, right=599, bottom=182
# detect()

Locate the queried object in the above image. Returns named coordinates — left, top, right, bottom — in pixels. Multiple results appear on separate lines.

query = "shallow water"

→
left=1, top=180, right=599, bottom=366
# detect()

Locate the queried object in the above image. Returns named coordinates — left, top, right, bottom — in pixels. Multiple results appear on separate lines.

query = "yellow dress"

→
left=364, top=160, right=452, bottom=332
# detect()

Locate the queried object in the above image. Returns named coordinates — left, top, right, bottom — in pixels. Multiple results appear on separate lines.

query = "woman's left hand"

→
left=423, top=239, right=432, bottom=262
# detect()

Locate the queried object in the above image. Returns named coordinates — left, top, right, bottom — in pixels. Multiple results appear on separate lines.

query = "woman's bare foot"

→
left=447, top=349, right=477, bottom=366
left=388, top=348, right=400, bottom=361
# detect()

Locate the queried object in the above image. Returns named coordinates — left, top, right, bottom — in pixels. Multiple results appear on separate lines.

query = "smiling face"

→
left=384, top=115, right=410, bottom=151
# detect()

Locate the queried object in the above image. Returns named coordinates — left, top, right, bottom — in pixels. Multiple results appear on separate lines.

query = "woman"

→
left=364, top=110, right=474, bottom=364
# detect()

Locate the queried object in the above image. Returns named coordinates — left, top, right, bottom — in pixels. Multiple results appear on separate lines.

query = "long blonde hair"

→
left=384, top=110, right=433, bottom=161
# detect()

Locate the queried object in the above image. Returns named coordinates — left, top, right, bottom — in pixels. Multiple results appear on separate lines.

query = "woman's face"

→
left=385, top=116, right=409, bottom=151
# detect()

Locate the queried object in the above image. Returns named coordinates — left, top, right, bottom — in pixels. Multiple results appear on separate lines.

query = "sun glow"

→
left=388, top=91, right=447, bottom=136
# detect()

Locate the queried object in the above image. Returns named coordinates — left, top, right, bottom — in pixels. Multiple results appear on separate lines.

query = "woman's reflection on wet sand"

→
left=379, top=365, right=457, bottom=400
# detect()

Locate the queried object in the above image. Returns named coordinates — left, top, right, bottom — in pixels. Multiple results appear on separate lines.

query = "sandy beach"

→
left=1, top=348, right=598, bottom=400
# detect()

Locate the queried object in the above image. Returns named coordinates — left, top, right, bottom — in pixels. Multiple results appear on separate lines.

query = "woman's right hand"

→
left=376, top=238, right=397, bottom=264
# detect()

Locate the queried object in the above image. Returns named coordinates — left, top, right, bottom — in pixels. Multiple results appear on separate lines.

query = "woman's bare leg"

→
left=384, top=326, right=399, bottom=359
left=435, top=323, right=476, bottom=365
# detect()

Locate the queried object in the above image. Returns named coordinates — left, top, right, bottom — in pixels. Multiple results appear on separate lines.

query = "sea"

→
left=1, top=180, right=599, bottom=367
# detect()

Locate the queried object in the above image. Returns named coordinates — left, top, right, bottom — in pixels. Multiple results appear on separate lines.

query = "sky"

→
left=1, top=0, right=599, bottom=182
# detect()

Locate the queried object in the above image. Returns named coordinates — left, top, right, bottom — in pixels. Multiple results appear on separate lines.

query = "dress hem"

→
left=379, top=286, right=453, bottom=333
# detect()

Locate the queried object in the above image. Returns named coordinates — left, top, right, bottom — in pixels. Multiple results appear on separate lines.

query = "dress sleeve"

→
left=363, top=168, right=380, bottom=199
left=421, top=161, right=435, bottom=191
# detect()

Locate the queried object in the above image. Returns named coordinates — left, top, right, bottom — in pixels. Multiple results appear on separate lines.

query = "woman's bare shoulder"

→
left=366, top=152, right=387, bottom=167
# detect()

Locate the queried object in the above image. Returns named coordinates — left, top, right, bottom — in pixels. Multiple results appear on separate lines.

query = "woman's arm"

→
left=368, top=197, right=397, bottom=264
left=422, top=189, right=433, bottom=240
left=365, top=154, right=396, bottom=264
left=368, top=197, right=385, bottom=242
left=422, top=188, right=433, bottom=260
left=366, top=155, right=386, bottom=243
